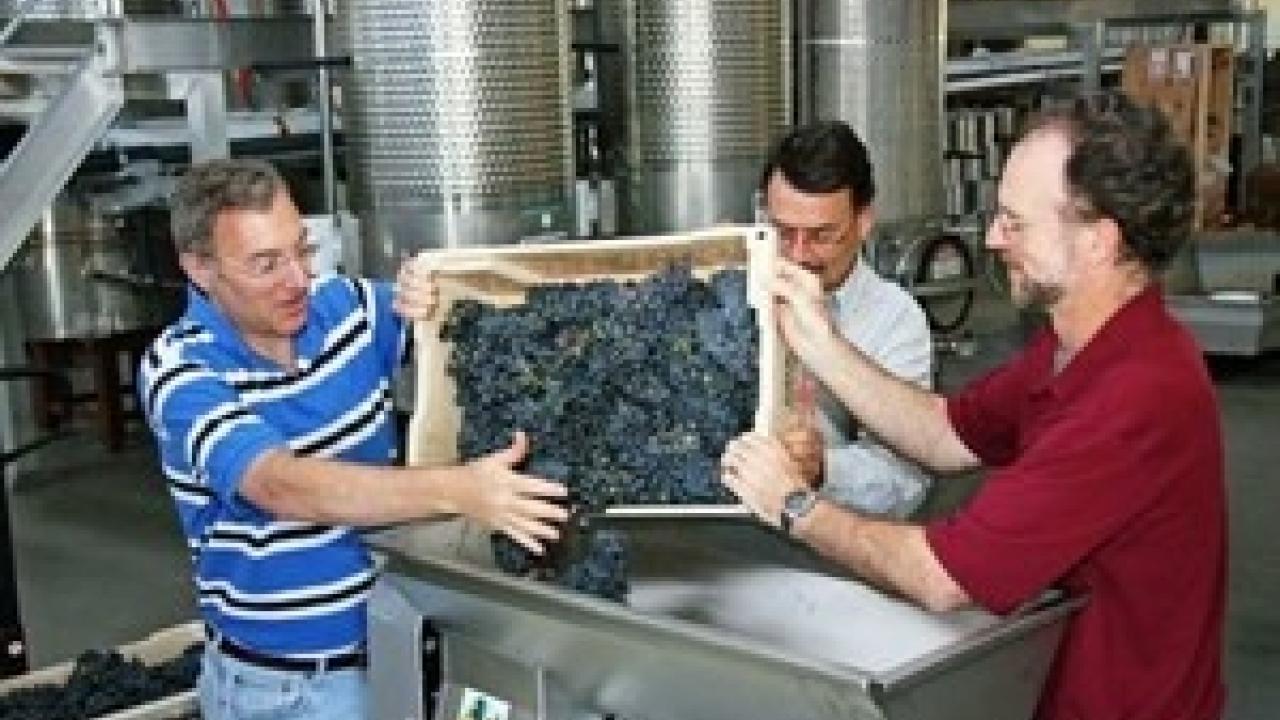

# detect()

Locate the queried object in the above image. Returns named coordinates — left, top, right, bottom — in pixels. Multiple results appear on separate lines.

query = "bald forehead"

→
left=1000, top=129, right=1074, bottom=212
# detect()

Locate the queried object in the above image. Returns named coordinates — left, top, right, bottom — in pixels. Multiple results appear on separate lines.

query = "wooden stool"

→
left=24, top=328, right=158, bottom=452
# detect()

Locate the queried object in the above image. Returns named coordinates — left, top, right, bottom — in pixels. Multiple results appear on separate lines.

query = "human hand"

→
left=720, top=432, right=808, bottom=530
left=770, top=260, right=837, bottom=364
left=460, top=431, right=569, bottom=554
left=779, top=372, right=823, bottom=488
left=393, top=254, right=440, bottom=322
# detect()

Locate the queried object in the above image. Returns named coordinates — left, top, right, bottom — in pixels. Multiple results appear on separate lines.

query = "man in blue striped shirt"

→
left=139, top=159, right=568, bottom=720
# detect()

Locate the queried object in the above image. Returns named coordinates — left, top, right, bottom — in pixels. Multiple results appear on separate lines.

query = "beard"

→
left=1008, top=268, right=1065, bottom=311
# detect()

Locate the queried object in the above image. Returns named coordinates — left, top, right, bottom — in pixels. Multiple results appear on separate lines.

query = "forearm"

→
left=241, top=450, right=473, bottom=525
left=803, top=332, right=977, bottom=474
left=794, top=500, right=969, bottom=612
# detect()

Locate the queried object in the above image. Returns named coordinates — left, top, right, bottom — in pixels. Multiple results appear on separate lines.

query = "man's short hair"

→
left=171, top=158, right=285, bottom=255
left=1027, top=91, right=1195, bottom=273
left=759, top=121, right=876, bottom=209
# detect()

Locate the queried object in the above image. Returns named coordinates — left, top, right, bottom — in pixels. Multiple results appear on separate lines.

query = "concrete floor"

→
left=9, top=433, right=194, bottom=666
left=4, top=328, right=1279, bottom=719
left=1214, top=354, right=1280, bottom=720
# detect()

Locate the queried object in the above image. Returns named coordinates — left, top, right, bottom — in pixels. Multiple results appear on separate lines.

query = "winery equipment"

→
left=10, top=191, right=180, bottom=341
left=368, top=518, right=1081, bottom=720
left=799, top=1, right=980, bottom=332
left=871, top=226, right=978, bottom=334
left=1165, top=229, right=1280, bottom=355
left=337, top=0, right=573, bottom=275
left=943, top=107, right=1019, bottom=219
left=800, top=0, right=944, bottom=227
left=361, top=228, right=1073, bottom=718
left=621, top=0, right=789, bottom=233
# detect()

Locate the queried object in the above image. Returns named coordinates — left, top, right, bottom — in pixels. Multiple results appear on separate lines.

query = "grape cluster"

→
left=444, top=264, right=757, bottom=599
left=0, top=643, right=201, bottom=720
left=490, top=525, right=630, bottom=602
left=557, top=528, right=629, bottom=602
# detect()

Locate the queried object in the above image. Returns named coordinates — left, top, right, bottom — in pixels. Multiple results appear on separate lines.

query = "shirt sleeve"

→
left=945, top=332, right=1050, bottom=466
left=926, top=371, right=1174, bottom=614
left=823, top=441, right=931, bottom=518
left=144, top=362, right=286, bottom=508
left=822, top=296, right=934, bottom=518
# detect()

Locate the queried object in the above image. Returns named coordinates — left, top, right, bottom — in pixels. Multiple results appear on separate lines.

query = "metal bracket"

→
left=167, top=72, right=230, bottom=161
left=0, top=57, right=122, bottom=273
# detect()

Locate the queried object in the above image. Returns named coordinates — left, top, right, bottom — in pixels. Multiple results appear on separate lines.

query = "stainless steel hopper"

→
left=368, top=516, right=1080, bottom=720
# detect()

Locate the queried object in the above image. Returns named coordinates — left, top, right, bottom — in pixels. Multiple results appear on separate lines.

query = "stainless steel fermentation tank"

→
left=10, top=196, right=180, bottom=340
left=369, top=518, right=1080, bottom=720
left=622, top=0, right=790, bottom=233
left=796, top=0, right=971, bottom=331
left=337, top=0, right=573, bottom=276
left=799, top=0, right=944, bottom=226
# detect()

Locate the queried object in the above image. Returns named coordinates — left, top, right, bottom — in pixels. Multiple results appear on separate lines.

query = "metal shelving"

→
left=946, top=48, right=1126, bottom=93
left=945, top=11, right=1265, bottom=202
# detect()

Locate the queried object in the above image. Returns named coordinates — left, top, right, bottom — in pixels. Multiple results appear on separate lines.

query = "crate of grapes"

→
left=0, top=621, right=202, bottom=719
left=407, top=225, right=785, bottom=518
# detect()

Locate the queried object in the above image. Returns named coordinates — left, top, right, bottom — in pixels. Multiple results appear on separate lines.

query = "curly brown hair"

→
left=1027, top=91, right=1195, bottom=272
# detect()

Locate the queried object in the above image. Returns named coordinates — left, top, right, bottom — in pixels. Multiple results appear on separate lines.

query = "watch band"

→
left=780, top=489, right=819, bottom=535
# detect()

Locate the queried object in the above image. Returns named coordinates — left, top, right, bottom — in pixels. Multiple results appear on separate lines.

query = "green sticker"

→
left=459, top=687, right=511, bottom=720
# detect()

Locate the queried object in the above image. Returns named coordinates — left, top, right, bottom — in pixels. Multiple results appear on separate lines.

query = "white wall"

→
left=1268, top=0, right=1280, bottom=50
left=1239, top=0, right=1280, bottom=50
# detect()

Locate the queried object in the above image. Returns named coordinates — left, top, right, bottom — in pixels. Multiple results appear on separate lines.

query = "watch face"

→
left=784, top=489, right=817, bottom=516
left=783, top=490, right=806, bottom=514
left=780, top=490, right=816, bottom=535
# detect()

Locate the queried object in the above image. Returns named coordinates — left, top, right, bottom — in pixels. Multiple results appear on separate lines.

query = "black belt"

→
left=206, top=628, right=366, bottom=673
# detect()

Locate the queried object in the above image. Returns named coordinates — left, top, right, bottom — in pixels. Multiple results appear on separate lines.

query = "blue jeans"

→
left=198, top=642, right=368, bottom=720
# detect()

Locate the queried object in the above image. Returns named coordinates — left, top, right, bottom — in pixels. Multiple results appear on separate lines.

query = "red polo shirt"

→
left=926, top=287, right=1225, bottom=720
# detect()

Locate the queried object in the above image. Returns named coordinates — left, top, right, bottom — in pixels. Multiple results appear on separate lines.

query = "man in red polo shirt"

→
left=720, top=90, right=1226, bottom=720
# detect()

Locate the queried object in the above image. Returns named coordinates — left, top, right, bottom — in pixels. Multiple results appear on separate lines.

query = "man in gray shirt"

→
left=760, top=121, right=933, bottom=518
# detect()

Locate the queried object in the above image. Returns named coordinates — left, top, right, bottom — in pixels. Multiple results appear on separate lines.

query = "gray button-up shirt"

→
left=815, top=259, right=933, bottom=518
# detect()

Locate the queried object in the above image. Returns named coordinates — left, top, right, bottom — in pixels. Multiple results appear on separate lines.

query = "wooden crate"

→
left=406, top=226, right=785, bottom=480
left=1123, top=44, right=1235, bottom=229
left=0, top=622, right=201, bottom=719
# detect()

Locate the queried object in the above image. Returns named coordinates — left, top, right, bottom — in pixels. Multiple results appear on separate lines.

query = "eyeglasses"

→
left=208, top=243, right=318, bottom=285
left=990, top=202, right=1098, bottom=240
left=769, top=218, right=854, bottom=249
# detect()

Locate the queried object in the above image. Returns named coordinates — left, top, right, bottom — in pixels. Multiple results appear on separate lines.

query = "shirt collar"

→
left=183, top=284, right=298, bottom=370
left=1036, top=284, right=1168, bottom=399
left=185, top=284, right=238, bottom=341
left=827, top=257, right=871, bottom=314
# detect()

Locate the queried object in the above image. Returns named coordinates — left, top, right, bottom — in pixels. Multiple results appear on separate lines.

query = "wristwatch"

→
left=780, top=489, right=819, bottom=536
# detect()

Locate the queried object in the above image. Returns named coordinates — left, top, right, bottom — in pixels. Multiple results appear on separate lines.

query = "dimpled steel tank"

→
left=338, top=0, right=572, bottom=275
left=623, top=0, right=790, bottom=233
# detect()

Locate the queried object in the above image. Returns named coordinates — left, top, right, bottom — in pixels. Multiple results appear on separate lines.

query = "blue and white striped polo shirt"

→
left=139, top=275, right=406, bottom=657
